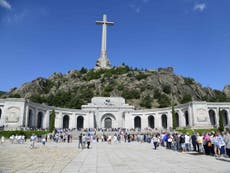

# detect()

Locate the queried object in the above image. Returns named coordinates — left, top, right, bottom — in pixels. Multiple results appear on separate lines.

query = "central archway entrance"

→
left=101, top=113, right=116, bottom=129
left=105, top=117, right=112, bottom=128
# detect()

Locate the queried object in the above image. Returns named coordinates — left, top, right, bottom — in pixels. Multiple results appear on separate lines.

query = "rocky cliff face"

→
left=2, top=66, right=229, bottom=108
left=224, top=85, right=230, bottom=98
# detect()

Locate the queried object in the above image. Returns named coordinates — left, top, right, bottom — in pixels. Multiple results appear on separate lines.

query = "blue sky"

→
left=0, top=0, right=229, bottom=92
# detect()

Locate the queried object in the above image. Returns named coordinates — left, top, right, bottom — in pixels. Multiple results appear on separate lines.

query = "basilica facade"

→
left=0, top=97, right=229, bottom=131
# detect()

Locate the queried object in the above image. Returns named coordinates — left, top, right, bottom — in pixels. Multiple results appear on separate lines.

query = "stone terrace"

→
left=0, top=140, right=229, bottom=173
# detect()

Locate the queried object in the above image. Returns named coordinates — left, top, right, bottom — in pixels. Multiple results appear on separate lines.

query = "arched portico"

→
left=184, top=111, right=189, bottom=126
left=222, top=110, right=229, bottom=126
left=101, top=113, right=116, bottom=128
left=209, top=110, right=216, bottom=126
left=37, top=112, right=43, bottom=129
left=175, top=113, right=179, bottom=128
left=77, top=116, right=84, bottom=129
left=161, top=114, right=167, bottom=129
left=63, top=115, right=70, bottom=129
left=28, top=109, right=34, bottom=128
left=148, top=115, right=155, bottom=129
left=134, top=116, right=141, bottom=129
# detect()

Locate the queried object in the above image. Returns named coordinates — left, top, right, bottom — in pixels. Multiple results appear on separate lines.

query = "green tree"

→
left=181, top=94, right=192, bottom=104
left=121, top=89, right=140, bottom=99
left=183, top=77, right=195, bottom=85
left=79, top=67, right=88, bottom=74
left=154, top=89, right=161, bottom=99
left=140, top=95, right=152, bottom=108
left=218, top=108, right=224, bottom=132
left=214, top=90, right=227, bottom=102
left=163, top=85, right=171, bottom=94
left=158, top=94, right=171, bottom=108
left=49, top=110, right=55, bottom=132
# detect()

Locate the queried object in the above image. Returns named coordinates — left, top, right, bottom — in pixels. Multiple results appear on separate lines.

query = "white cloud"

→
left=194, top=3, right=206, bottom=12
left=0, top=0, right=11, bottom=10
left=3, top=10, right=27, bottom=24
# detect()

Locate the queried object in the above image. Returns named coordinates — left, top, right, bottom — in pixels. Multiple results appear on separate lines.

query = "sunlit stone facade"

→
left=0, top=97, right=229, bottom=130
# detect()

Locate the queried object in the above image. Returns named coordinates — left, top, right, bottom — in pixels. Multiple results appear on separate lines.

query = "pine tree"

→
left=218, top=108, right=224, bottom=132
left=49, top=110, right=56, bottom=132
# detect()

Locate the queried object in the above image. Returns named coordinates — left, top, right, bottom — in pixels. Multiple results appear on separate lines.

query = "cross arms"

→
left=96, top=21, right=114, bottom=26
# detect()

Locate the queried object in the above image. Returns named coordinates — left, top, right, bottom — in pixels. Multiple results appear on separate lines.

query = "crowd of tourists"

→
left=1, top=127, right=230, bottom=158
left=157, top=130, right=230, bottom=158
left=76, top=129, right=230, bottom=158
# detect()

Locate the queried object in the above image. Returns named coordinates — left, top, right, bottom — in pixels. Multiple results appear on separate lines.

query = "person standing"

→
left=191, top=133, right=197, bottom=151
left=87, top=134, right=91, bottom=149
left=224, top=130, right=230, bottom=157
left=78, top=133, right=83, bottom=149
left=217, top=132, right=225, bottom=157
left=185, top=133, right=190, bottom=152
left=152, top=135, right=159, bottom=150
left=30, top=134, right=37, bottom=149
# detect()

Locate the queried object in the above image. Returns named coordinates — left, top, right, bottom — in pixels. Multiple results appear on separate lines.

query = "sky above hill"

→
left=0, top=0, right=230, bottom=92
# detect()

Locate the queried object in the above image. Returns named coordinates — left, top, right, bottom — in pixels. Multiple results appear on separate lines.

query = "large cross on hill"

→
left=95, top=14, right=114, bottom=69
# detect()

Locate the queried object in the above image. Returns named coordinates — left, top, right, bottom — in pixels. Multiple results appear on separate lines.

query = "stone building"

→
left=0, top=97, right=229, bottom=130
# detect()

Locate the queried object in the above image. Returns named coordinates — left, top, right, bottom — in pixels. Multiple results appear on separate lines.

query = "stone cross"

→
left=95, top=14, right=114, bottom=69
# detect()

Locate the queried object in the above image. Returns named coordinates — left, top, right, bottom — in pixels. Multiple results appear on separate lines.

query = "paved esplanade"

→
left=63, top=142, right=229, bottom=173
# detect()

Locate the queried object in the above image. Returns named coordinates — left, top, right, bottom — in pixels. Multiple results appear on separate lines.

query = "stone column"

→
left=42, top=111, right=49, bottom=129
left=24, top=105, right=29, bottom=127
left=167, top=111, right=172, bottom=130
left=179, top=110, right=185, bottom=128
left=69, top=113, right=76, bottom=129
left=142, top=114, right=148, bottom=129
left=55, top=112, right=62, bottom=129
left=155, top=113, right=161, bottom=130
left=188, top=105, right=193, bottom=127
left=34, top=109, right=38, bottom=128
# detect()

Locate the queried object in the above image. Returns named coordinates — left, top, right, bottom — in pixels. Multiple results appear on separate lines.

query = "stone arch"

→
left=175, top=112, right=179, bottom=128
left=105, top=117, right=112, bottom=128
left=222, top=110, right=229, bottom=126
left=37, top=112, right=43, bottom=129
left=209, top=110, right=216, bottom=126
left=28, top=109, right=34, bottom=128
left=134, top=116, right=141, bottom=129
left=77, top=116, right=84, bottom=129
left=148, top=115, right=155, bottom=129
left=161, top=114, right=167, bottom=129
left=184, top=111, right=189, bottom=126
left=101, top=113, right=116, bottom=129
left=63, top=115, right=70, bottom=129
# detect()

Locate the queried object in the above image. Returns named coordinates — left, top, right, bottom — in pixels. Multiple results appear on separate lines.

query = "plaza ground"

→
left=0, top=140, right=229, bottom=173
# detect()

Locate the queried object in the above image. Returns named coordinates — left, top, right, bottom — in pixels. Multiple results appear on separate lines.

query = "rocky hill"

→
left=2, top=65, right=230, bottom=109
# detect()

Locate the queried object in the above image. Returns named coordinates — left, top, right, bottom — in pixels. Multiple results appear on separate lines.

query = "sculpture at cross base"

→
left=95, top=14, right=114, bottom=69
